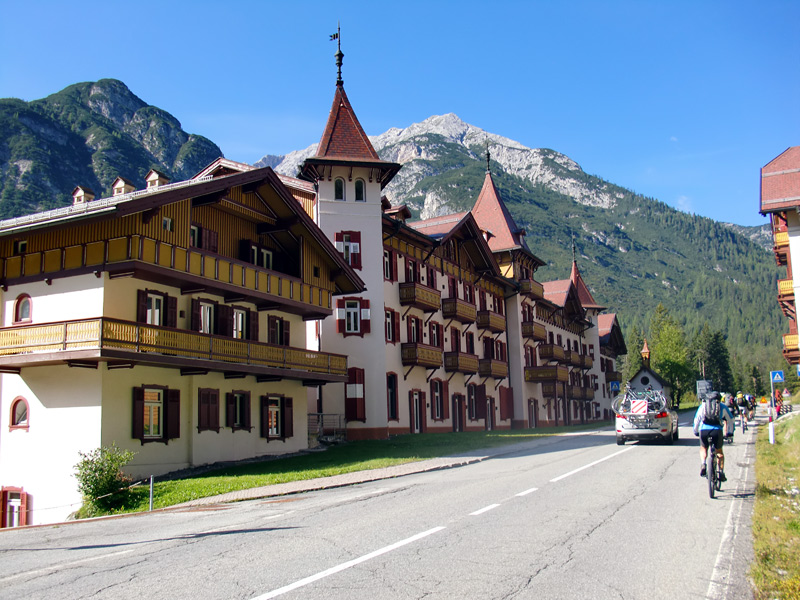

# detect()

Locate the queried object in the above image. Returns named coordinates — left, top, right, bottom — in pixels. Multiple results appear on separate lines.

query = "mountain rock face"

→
left=0, top=79, right=221, bottom=217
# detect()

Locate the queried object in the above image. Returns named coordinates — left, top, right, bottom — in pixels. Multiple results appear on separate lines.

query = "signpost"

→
left=769, top=370, right=784, bottom=445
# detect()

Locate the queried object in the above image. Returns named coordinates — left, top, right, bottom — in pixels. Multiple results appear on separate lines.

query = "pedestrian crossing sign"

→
left=771, top=370, right=785, bottom=383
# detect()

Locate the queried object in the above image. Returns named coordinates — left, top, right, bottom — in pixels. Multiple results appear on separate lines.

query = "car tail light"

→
left=617, top=414, right=627, bottom=420
left=655, top=411, right=668, bottom=418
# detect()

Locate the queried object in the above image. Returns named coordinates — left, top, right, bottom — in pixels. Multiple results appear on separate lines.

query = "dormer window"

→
left=355, top=179, right=365, bottom=202
left=334, top=178, right=345, bottom=201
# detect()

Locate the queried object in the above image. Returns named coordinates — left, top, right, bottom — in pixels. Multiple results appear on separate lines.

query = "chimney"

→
left=112, top=177, right=136, bottom=196
left=145, top=169, right=171, bottom=189
left=72, top=186, right=95, bottom=205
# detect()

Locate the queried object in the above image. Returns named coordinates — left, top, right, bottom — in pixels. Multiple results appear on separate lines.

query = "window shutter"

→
left=392, top=311, right=400, bottom=343
left=239, top=239, right=252, bottom=262
left=210, top=389, right=220, bottom=432
left=360, top=299, right=370, bottom=334
left=217, top=304, right=233, bottom=337
left=430, top=381, right=437, bottom=421
left=249, top=310, right=259, bottom=341
left=204, top=229, right=218, bottom=253
left=260, top=396, right=269, bottom=440
left=198, top=389, right=208, bottom=431
left=391, top=250, right=398, bottom=281
left=351, top=232, right=361, bottom=269
left=283, top=319, right=291, bottom=346
left=166, top=389, right=180, bottom=440
left=475, top=385, right=487, bottom=420
left=19, top=492, right=28, bottom=526
left=442, top=380, right=450, bottom=420
left=166, top=295, right=177, bottom=328
left=268, top=315, right=278, bottom=344
left=136, top=290, right=147, bottom=324
left=406, top=316, right=413, bottom=342
left=336, top=298, right=345, bottom=334
left=226, top=393, right=235, bottom=428
left=283, top=397, right=294, bottom=439
left=132, top=387, right=144, bottom=441
left=243, top=394, right=252, bottom=431
left=334, top=231, right=344, bottom=254
left=191, top=299, right=200, bottom=332
left=420, top=392, right=426, bottom=432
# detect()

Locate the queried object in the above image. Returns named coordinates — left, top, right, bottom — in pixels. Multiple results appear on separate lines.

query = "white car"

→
left=613, top=391, right=679, bottom=445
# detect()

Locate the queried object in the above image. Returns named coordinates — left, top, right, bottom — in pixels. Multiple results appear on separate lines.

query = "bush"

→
left=74, top=444, right=136, bottom=516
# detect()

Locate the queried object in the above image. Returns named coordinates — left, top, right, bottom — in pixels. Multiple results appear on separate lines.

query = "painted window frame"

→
left=13, top=294, right=32, bottom=325
left=354, top=179, right=366, bottom=202
left=132, top=385, right=180, bottom=444
left=9, top=397, right=29, bottom=431
left=260, top=395, right=293, bottom=440
left=334, top=178, right=345, bottom=201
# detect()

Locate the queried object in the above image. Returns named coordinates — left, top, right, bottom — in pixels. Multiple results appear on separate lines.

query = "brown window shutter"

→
left=210, top=389, right=220, bottom=432
left=429, top=381, right=436, bottom=420
left=442, top=380, right=450, bottom=420
left=283, top=319, right=290, bottom=346
left=136, top=290, right=147, bottom=324
left=406, top=316, right=413, bottom=342
left=243, top=393, right=252, bottom=431
left=191, top=298, right=200, bottom=332
left=249, top=310, right=259, bottom=341
left=217, top=304, right=233, bottom=338
left=268, top=315, right=278, bottom=344
left=198, top=389, right=208, bottom=431
left=475, top=385, right=487, bottom=420
left=392, top=311, right=400, bottom=343
left=204, top=229, right=218, bottom=253
left=166, top=295, right=177, bottom=328
left=361, top=299, right=370, bottom=334
left=132, top=387, right=144, bottom=441
left=166, top=389, right=180, bottom=440
left=283, top=397, right=293, bottom=438
left=420, top=392, right=427, bottom=432
left=259, top=396, right=269, bottom=440
left=391, top=250, right=398, bottom=281
left=226, top=393, right=235, bottom=428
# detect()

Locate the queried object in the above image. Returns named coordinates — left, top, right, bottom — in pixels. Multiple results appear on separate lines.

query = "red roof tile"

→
left=761, top=146, right=800, bottom=213
left=570, top=261, right=605, bottom=310
left=314, top=84, right=381, bottom=161
left=408, top=212, right=469, bottom=237
left=471, top=172, right=526, bottom=252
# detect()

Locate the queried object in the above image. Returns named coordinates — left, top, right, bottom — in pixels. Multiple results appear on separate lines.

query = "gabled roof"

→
left=471, top=171, right=527, bottom=252
left=193, top=157, right=316, bottom=196
left=598, top=313, right=627, bottom=355
left=542, top=278, right=585, bottom=321
left=407, top=212, right=469, bottom=238
left=570, top=261, right=605, bottom=310
left=760, top=146, right=800, bottom=215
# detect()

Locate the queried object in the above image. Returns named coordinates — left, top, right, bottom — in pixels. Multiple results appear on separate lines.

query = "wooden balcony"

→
left=399, top=282, right=441, bottom=313
left=525, top=365, right=569, bottom=383
left=775, top=230, right=789, bottom=248
left=401, top=343, right=443, bottom=369
left=541, top=382, right=564, bottom=398
left=441, top=297, right=477, bottom=324
left=0, top=318, right=348, bottom=382
left=774, top=231, right=789, bottom=266
left=569, top=385, right=594, bottom=400
left=579, top=354, right=593, bottom=369
left=783, top=334, right=800, bottom=363
left=564, top=349, right=582, bottom=367
left=443, top=351, right=479, bottom=374
left=0, top=236, right=332, bottom=318
left=478, top=358, right=509, bottom=379
left=538, top=343, right=565, bottom=363
left=476, top=310, right=506, bottom=333
left=520, top=278, right=544, bottom=300
left=521, top=321, right=547, bottom=341
left=778, top=279, right=794, bottom=301
left=605, top=370, right=622, bottom=383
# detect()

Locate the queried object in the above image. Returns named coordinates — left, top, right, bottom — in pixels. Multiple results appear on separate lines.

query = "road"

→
left=0, top=417, right=757, bottom=600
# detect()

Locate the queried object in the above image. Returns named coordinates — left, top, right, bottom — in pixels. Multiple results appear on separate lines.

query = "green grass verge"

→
left=106, top=423, right=604, bottom=515
left=752, top=414, right=800, bottom=600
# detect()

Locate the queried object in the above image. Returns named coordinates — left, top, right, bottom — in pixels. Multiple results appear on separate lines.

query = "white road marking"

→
left=515, top=487, right=539, bottom=497
left=469, top=503, right=501, bottom=516
left=251, top=526, right=446, bottom=599
left=0, top=549, right=136, bottom=583
left=549, top=446, right=636, bottom=482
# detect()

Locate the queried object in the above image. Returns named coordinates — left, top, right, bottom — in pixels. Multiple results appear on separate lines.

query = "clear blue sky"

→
left=2, top=0, right=798, bottom=226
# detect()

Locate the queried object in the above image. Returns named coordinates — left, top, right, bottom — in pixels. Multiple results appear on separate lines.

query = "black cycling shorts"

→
left=700, top=428, right=723, bottom=449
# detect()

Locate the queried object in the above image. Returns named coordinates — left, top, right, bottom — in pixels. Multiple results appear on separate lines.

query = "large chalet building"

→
left=0, top=49, right=625, bottom=527
left=760, top=146, right=800, bottom=365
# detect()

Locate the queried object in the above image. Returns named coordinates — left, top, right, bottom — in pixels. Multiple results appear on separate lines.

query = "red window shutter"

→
left=166, top=389, right=180, bottom=440
left=132, top=387, right=144, bottom=440
left=351, top=232, right=361, bottom=269
left=499, top=387, right=508, bottom=421
left=166, top=295, right=177, bottom=328
left=283, top=397, right=294, bottom=438
left=420, top=392, right=426, bottom=432
left=226, top=393, right=235, bottom=428
left=19, top=492, right=28, bottom=526
left=448, top=277, right=456, bottom=298
left=442, top=381, right=450, bottom=420
left=430, top=381, right=437, bottom=421
left=336, top=298, right=345, bottom=334
left=136, top=290, right=147, bottom=324
left=259, top=396, right=269, bottom=440
left=191, top=298, right=200, bottom=332
left=391, top=250, right=398, bottom=281
left=249, top=310, right=259, bottom=341
left=361, top=299, right=370, bottom=334
left=475, top=385, right=487, bottom=420
left=392, top=311, right=400, bottom=343
left=406, top=316, right=413, bottom=342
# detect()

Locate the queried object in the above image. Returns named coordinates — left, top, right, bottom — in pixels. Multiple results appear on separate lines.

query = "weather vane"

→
left=485, top=141, right=491, bottom=173
left=330, top=23, right=343, bottom=85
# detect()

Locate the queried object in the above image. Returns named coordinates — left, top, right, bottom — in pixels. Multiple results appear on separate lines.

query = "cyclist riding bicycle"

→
left=736, top=392, right=749, bottom=422
left=693, top=391, right=734, bottom=481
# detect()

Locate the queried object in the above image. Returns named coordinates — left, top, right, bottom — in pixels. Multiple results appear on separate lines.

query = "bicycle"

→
left=706, top=437, right=723, bottom=498
left=740, top=412, right=748, bottom=434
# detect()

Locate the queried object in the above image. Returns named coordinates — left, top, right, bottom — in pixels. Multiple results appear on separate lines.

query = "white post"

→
left=149, top=475, right=154, bottom=511
left=769, top=379, right=775, bottom=445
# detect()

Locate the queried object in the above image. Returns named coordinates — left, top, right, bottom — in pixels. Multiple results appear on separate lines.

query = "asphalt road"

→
left=0, top=417, right=757, bottom=600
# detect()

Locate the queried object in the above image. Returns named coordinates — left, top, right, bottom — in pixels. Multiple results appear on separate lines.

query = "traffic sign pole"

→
left=769, top=370, right=784, bottom=445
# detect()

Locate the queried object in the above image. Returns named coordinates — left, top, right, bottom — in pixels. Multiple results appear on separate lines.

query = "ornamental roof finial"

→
left=330, top=23, right=343, bottom=86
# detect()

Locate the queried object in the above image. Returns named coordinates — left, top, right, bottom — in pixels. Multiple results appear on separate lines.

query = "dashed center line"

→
left=550, top=446, right=636, bottom=482
left=515, top=487, right=538, bottom=497
left=470, top=503, right=501, bottom=516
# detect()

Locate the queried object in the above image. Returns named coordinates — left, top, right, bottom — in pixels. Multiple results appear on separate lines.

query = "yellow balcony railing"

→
left=401, top=343, right=443, bottom=368
left=521, top=321, right=547, bottom=341
left=478, top=358, right=509, bottom=379
left=443, top=351, right=479, bottom=374
left=441, top=297, right=477, bottom=323
left=399, top=282, right=441, bottom=313
left=783, top=334, right=799, bottom=352
left=538, top=344, right=566, bottom=363
left=525, top=365, right=569, bottom=383
left=476, top=310, right=506, bottom=333
left=775, top=231, right=789, bottom=248
left=520, top=278, right=544, bottom=299
left=0, top=318, right=347, bottom=376
left=778, top=279, right=794, bottom=298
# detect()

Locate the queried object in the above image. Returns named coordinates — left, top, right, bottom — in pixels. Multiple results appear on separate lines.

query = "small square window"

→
left=162, top=217, right=174, bottom=232
left=313, top=266, right=320, bottom=278
left=13, top=240, right=27, bottom=255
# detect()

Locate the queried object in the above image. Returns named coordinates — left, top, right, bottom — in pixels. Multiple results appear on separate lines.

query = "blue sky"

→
left=1, top=0, right=798, bottom=226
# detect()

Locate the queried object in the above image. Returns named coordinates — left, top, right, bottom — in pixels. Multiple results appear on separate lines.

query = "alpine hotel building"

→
left=0, top=52, right=625, bottom=526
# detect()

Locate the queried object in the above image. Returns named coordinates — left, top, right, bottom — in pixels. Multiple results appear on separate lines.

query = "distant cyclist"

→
left=693, top=391, right=734, bottom=481
left=736, top=392, right=749, bottom=422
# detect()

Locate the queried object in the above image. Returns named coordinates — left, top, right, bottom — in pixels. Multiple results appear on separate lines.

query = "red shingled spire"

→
left=314, top=85, right=381, bottom=161
left=570, top=259, right=605, bottom=310
left=471, top=170, right=527, bottom=252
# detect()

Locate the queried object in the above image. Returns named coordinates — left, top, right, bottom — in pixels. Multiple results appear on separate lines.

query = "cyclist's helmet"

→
left=708, top=391, right=721, bottom=401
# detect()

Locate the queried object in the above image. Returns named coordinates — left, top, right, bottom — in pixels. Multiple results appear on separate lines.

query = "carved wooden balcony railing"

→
left=605, top=370, right=622, bottom=383
left=538, top=343, right=566, bottom=363
left=443, top=351, right=479, bottom=374
left=441, top=297, right=477, bottom=324
left=476, top=310, right=506, bottom=333
left=478, top=358, right=509, bottom=379
left=775, top=231, right=789, bottom=248
left=0, top=318, right=347, bottom=380
left=569, top=385, right=594, bottom=400
left=399, top=282, right=442, bottom=313
left=778, top=279, right=794, bottom=301
left=564, top=349, right=582, bottom=367
left=525, top=365, right=569, bottom=383
left=401, top=342, right=443, bottom=369
left=580, top=354, right=593, bottom=369
left=520, top=278, right=544, bottom=300
left=521, top=321, right=547, bottom=341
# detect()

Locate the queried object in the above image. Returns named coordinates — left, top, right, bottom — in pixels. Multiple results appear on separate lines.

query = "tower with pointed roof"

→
left=300, top=34, right=401, bottom=439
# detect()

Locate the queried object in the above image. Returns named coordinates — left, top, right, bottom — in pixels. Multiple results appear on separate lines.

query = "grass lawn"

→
left=112, top=423, right=604, bottom=514
left=751, top=412, right=800, bottom=600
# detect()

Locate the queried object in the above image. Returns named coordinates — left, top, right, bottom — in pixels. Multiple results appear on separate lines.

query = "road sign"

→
left=610, top=381, right=620, bottom=393
left=771, top=370, right=785, bottom=383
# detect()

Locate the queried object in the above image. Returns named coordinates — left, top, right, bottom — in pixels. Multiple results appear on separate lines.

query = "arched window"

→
left=13, top=295, right=31, bottom=324
left=355, top=179, right=365, bottom=202
left=334, top=178, right=345, bottom=201
left=10, top=397, right=29, bottom=431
